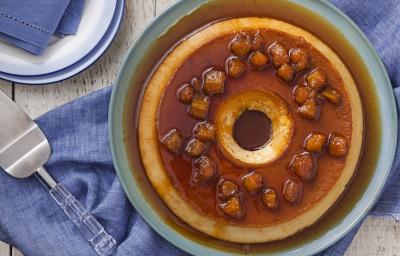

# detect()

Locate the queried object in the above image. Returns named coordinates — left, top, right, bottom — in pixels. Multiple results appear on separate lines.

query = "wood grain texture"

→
left=0, top=241, right=10, bottom=256
left=156, top=0, right=174, bottom=14
left=346, top=216, right=400, bottom=256
left=0, top=81, right=12, bottom=97
left=10, top=248, right=22, bottom=256
left=1, top=0, right=399, bottom=255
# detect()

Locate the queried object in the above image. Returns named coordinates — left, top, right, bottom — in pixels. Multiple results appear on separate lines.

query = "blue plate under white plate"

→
left=0, top=0, right=124, bottom=85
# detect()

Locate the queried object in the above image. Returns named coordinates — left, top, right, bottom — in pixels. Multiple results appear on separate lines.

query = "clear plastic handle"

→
left=49, top=183, right=116, bottom=256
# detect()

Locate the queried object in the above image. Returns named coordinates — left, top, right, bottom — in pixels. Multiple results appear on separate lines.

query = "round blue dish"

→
left=0, top=0, right=124, bottom=85
left=109, top=1, right=397, bottom=255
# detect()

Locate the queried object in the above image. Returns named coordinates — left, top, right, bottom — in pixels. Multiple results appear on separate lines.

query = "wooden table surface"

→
left=0, top=0, right=398, bottom=255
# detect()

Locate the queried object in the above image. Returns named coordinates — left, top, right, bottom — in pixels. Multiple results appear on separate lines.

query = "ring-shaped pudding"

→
left=138, top=17, right=363, bottom=243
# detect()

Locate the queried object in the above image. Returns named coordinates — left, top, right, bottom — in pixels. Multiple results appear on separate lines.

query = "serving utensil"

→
left=0, top=89, right=116, bottom=256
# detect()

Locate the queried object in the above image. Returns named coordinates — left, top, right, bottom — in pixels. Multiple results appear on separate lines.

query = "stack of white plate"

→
left=0, top=0, right=124, bottom=85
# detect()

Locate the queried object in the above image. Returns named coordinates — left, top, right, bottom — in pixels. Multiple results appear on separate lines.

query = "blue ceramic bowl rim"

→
left=0, top=0, right=125, bottom=85
left=109, top=1, right=397, bottom=255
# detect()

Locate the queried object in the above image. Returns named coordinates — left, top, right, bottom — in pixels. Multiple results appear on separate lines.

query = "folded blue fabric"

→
left=56, top=0, right=85, bottom=37
left=0, top=1, right=399, bottom=256
left=0, top=0, right=84, bottom=55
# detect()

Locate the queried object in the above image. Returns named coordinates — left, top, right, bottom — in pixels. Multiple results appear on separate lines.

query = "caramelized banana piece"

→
left=193, top=121, right=217, bottom=142
left=261, top=188, right=279, bottom=210
left=270, top=42, right=289, bottom=68
left=290, top=48, right=308, bottom=72
left=188, top=95, right=210, bottom=120
left=282, top=177, right=303, bottom=205
left=321, top=87, right=341, bottom=104
left=229, top=32, right=252, bottom=57
left=303, top=132, right=327, bottom=154
left=177, top=84, right=194, bottom=104
left=185, top=138, right=209, bottom=157
left=192, top=155, right=217, bottom=185
left=293, top=84, right=316, bottom=105
left=249, top=51, right=269, bottom=70
left=191, top=77, right=202, bottom=92
left=219, top=196, right=245, bottom=219
left=277, top=63, right=295, bottom=83
left=203, top=69, right=227, bottom=96
left=217, top=178, right=239, bottom=200
left=297, top=99, right=321, bottom=121
left=242, top=171, right=264, bottom=195
left=327, top=133, right=348, bottom=157
left=288, top=152, right=316, bottom=181
left=305, top=69, right=327, bottom=92
left=161, top=128, right=183, bottom=154
left=251, top=31, right=264, bottom=51
left=226, top=57, right=246, bottom=79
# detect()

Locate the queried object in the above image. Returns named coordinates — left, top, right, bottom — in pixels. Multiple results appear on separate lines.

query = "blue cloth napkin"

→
left=0, top=1, right=399, bottom=255
left=0, top=0, right=84, bottom=55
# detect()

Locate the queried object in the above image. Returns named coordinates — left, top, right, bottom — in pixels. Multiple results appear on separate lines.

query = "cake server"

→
left=0, top=89, right=116, bottom=256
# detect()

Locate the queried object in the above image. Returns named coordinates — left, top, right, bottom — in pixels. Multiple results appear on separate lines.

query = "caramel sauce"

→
left=233, top=110, right=272, bottom=151
left=123, top=0, right=381, bottom=253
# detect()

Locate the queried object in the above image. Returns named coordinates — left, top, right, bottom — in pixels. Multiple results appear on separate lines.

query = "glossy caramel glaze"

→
left=157, top=29, right=352, bottom=227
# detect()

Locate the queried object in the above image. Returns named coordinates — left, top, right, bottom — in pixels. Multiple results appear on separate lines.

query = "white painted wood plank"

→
left=10, top=248, right=22, bottom=256
left=345, top=216, right=400, bottom=255
left=13, top=0, right=156, bottom=119
left=0, top=241, right=10, bottom=256
left=156, top=0, right=175, bottom=14
left=0, top=80, right=12, bottom=97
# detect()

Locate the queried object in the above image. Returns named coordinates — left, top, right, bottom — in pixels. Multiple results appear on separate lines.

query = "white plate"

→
left=0, top=0, right=116, bottom=76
